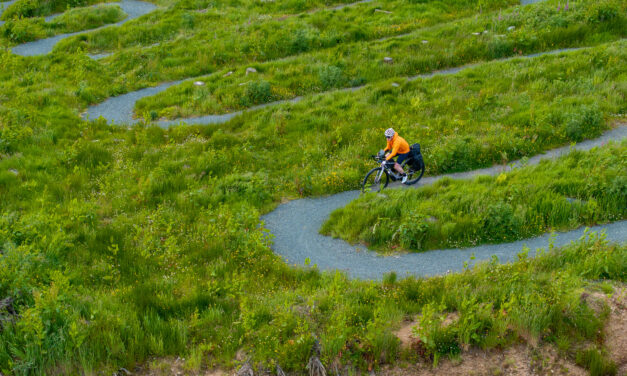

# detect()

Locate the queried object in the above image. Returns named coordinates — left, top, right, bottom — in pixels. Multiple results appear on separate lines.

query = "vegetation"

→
left=0, top=4, right=126, bottom=44
left=1, top=0, right=106, bottom=19
left=322, top=141, right=627, bottom=252
left=0, top=0, right=625, bottom=373
left=51, top=0, right=520, bottom=88
left=135, top=0, right=627, bottom=119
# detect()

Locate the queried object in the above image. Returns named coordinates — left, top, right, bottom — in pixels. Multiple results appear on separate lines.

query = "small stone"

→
left=223, top=71, right=233, bottom=77
left=472, top=32, right=481, bottom=36
left=483, top=30, right=488, bottom=34
left=8, top=169, right=18, bottom=175
left=245, top=67, right=257, bottom=75
left=421, top=40, right=428, bottom=44
left=391, top=82, right=399, bottom=87
left=193, top=81, right=205, bottom=86
left=383, top=56, right=393, bottom=63
left=507, top=25, right=515, bottom=31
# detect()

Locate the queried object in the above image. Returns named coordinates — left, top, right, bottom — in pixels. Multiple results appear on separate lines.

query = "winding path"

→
left=85, top=45, right=589, bottom=127
left=9, top=0, right=157, bottom=56
left=262, top=126, right=627, bottom=280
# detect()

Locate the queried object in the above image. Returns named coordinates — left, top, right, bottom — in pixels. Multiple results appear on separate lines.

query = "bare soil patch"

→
left=382, top=345, right=587, bottom=376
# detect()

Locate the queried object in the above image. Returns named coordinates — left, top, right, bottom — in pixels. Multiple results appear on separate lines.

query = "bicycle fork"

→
left=375, top=168, right=385, bottom=183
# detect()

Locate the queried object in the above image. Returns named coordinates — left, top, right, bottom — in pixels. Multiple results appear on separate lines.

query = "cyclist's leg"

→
left=395, top=153, right=409, bottom=174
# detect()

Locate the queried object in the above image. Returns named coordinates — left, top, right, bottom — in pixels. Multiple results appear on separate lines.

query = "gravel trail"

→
left=261, top=126, right=627, bottom=280
left=0, top=0, right=17, bottom=26
left=10, top=0, right=156, bottom=56
left=85, top=45, right=588, bottom=127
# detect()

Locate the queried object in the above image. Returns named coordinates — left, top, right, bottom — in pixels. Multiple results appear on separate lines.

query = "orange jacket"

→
left=384, top=133, right=410, bottom=160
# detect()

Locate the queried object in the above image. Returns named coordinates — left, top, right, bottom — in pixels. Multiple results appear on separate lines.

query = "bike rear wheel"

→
left=401, top=158, right=425, bottom=185
left=362, top=167, right=389, bottom=193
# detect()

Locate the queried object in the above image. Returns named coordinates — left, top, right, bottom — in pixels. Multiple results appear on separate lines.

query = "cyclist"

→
left=382, top=128, right=410, bottom=184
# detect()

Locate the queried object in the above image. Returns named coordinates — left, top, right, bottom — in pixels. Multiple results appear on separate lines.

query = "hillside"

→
left=0, top=0, right=625, bottom=374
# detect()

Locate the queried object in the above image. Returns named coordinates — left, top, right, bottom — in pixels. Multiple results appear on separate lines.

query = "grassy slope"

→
left=0, top=0, right=626, bottom=374
left=321, top=141, right=627, bottom=253
left=0, top=4, right=127, bottom=44
left=135, top=0, right=627, bottom=119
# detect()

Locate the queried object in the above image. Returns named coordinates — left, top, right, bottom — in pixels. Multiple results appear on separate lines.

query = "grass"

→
left=134, top=0, right=627, bottom=119
left=52, top=0, right=520, bottom=89
left=0, top=4, right=126, bottom=44
left=0, top=0, right=625, bottom=373
left=0, top=0, right=107, bottom=20
left=321, top=140, right=627, bottom=253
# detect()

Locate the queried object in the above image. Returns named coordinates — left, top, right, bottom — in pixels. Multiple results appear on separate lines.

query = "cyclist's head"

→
left=384, top=128, right=395, bottom=139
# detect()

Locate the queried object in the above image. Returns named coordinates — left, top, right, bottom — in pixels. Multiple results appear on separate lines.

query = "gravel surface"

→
left=85, top=80, right=184, bottom=124
left=85, top=46, right=585, bottom=128
left=261, top=126, right=627, bottom=280
left=0, top=0, right=17, bottom=26
left=10, top=0, right=156, bottom=56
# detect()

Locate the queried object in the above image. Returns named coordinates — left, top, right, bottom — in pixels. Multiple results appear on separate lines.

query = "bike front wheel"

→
left=401, top=158, right=425, bottom=185
left=362, top=167, right=389, bottom=193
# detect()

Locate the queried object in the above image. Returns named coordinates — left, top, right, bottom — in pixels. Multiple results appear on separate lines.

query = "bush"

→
left=563, top=105, right=603, bottom=142
left=241, top=80, right=274, bottom=106
left=318, top=65, right=344, bottom=90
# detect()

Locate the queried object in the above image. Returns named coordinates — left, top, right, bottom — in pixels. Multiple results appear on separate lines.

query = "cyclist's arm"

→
left=386, top=144, right=399, bottom=160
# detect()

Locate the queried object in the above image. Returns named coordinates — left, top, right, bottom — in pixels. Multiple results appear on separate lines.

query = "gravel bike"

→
left=361, top=146, right=425, bottom=193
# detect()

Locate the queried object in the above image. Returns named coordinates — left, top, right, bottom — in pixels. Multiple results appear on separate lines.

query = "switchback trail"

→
left=85, top=45, right=589, bottom=127
left=9, top=0, right=157, bottom=56
left=261, top=125, right=627, bottom=280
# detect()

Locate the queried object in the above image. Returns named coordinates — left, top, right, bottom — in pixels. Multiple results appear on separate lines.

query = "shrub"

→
left=241, top=80, right=274, bottom=106
left=318, top=65, right=344, bottom=90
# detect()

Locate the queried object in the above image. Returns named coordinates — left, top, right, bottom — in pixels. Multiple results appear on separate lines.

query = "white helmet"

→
left=384, top=128, right=395, bottom=138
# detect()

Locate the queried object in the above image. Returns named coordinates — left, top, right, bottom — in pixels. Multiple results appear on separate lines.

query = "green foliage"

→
left=1, top=4, right=127, bottom=44
left=0, top=0, right=625, bottom=373
left=136, top=0, right=627, bottom=118
left=1, top=0, right=105, bottom=20
left=322, top=141, right=627, bottom=252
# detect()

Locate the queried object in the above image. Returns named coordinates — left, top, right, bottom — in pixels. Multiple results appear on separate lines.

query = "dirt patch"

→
left=395, top=313, right=459, bottom=349
left=132, top=357, right=227, bottom=376
left=603, top=287, right=627, bottom=375
left=382, top=344, right=587, bottom=376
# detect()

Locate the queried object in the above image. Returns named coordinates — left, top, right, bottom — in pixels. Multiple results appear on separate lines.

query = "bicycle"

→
left=361, top=146, right=425, bottom=193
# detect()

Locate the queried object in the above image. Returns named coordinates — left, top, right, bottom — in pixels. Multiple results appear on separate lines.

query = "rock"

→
left=507, top=25, right=515, bottom=31
left=482, top=30, right=488, bottom=34
left=8, top=169, right=18, bottom=176
left=193, top=81, right=205, bottom=86
left=472, top=32, right=481, bottom=35
left=245, top=67, right=257, bottom=75
left=391, top=82, right=399, bottom=87
left=383, top=56, right=393, bottom=64
left=421, top=40, right=428, bottom=44
left=223, top=71, right=233, bottom=77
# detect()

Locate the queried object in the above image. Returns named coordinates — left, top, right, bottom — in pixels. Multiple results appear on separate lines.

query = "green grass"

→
left=0, top=0, right=108, bottom=20
left=0, top=0, right=626, bottom=373
left=0, top=4, right=126, bottom=44
left=134, top=0, right=627, bottom=119
left=52, top=0, right=519, bottom=89
left=321, top=141, right=627, bottom=253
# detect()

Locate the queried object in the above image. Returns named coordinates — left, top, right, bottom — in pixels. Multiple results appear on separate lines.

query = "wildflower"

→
left=565, top=0, right=569, bottom=10
left=557, top=2, right=560, bottom=11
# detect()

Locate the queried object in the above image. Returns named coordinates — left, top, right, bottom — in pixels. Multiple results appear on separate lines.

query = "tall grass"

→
left=135, top=0, right=627, bottom=119
left=0, top=0, right=625, bottom=373
left=0, top=4, right=126, bottom=44
left=321, top=141, right=627, bottom=252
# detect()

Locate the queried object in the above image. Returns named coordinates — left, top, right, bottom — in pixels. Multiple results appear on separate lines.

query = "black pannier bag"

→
left=410, top=143, right=424, bottom=170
